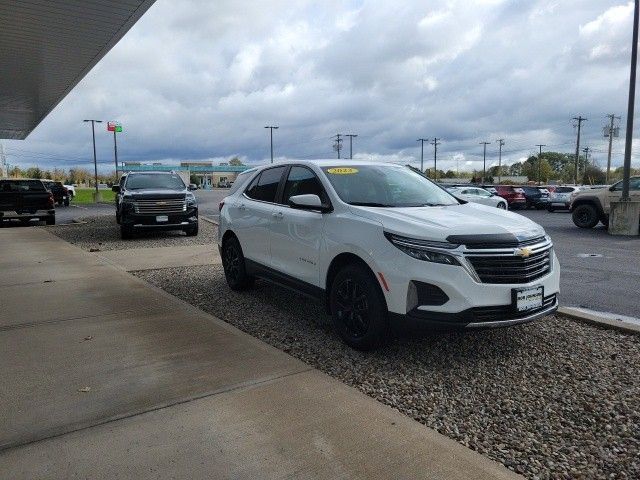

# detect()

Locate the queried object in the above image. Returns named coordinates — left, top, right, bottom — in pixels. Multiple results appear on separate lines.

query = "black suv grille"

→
left=472, top=294, right=557, bottom=322
left=133, top=198, right=185, bottom=214
left=466, top=247, right=552, bottom=284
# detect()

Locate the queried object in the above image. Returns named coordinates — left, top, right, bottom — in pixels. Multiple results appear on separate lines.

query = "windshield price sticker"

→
left=327, top=167, right=359, bottom=175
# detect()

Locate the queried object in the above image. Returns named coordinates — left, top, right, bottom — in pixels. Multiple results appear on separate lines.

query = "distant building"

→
left=121, top=162, right=250, bottom=189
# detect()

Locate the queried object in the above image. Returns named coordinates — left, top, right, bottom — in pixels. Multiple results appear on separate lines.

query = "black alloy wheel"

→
left=222, top=237, right=253, bottom=290
left=572, top=204, right=599, bottom=229
left=330, top=264, right=389, bottom=351
left=334, top=278, right=370, bottom=339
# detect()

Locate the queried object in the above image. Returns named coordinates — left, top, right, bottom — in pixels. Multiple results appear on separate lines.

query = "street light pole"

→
left=265, top=126, right=279, bottom=164
left=536, top=144, right=546, bottom=185
left=345, top=134, right=358, bottom=159
left=497, top=139, right=505, bottom=184
left=417, top=138, right=428, bottom=173
left=84, top=119, right=102, bottom=197
left=480, top=141, right=491, bottom=184
left=113, top=129, right=119, bottom=178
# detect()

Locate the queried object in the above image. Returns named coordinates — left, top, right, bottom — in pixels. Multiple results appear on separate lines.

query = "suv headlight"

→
left=186, top=193, right=197, bottom=206
left=384, top=232, right=461, bottom=265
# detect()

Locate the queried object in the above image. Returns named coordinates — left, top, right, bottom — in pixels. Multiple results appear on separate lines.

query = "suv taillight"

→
left=47, top=193, right=54, bottom=208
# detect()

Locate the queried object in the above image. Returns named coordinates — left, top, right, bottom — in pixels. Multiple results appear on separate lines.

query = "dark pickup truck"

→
left=42, top=180, right=70, bottom=206
left=0, top=179, right=56, bottom=225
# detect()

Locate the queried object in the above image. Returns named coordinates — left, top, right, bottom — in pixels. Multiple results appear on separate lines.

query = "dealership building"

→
left=122, top=162, right=251, bottom=188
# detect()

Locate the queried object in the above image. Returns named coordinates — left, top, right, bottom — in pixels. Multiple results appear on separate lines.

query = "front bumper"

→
left=375, top=238, right=561, bottom=328
left=391, top=295, right=558, bottom=330
left=121, top=206, right=198, bottom=230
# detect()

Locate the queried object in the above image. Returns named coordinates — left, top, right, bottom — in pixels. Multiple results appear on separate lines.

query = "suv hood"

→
left=349, top=203, right=545, bottom=242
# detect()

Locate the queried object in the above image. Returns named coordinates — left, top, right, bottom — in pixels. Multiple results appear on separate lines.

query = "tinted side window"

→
left=283, top=167, right=327, bottom=204
left=245, top=167, right=285, bottom=203
left=229, top=172, right=254, bottom=195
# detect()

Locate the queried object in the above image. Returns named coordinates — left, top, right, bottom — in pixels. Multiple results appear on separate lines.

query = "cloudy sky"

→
left=3, top=0, right=640, bottom=173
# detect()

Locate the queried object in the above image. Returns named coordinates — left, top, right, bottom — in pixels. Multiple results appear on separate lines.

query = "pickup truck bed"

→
left=0, top=179, right=56, bottom=225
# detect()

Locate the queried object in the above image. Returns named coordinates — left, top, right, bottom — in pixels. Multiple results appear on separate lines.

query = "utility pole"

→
left=345, top=134, right=358, bottom=159
left=430, top=138, right=441, bottom=180
left=332, top=134, right=343, bottom=159
left=536, top=144, right=546, bottom=185
left=573, top=116, right=587, bottom=185
left=622, top=0, right=639, bottom=201
left=604, top=114, right=621, bottom=184
left=0, top=141, right=6, bottom=177
left=582, top=147, right=590, bottom=167
left=480, top=141, right=491, bottom=184
left=264, top=126, right=279, bottom=164
left=496, top=139, right=505, bottom=184
left=417, top=138, right=428, bottom=172
left=83, top=119, right=102, bottom=197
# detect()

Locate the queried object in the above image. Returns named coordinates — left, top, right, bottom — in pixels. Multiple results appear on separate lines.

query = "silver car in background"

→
left=447, top=186, right=508, bottom=209
left=547, top=186, right=584, bottom=212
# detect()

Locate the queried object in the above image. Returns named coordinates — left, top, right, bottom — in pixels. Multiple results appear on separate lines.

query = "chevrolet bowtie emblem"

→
left=515, top=247, right=532, bottom=258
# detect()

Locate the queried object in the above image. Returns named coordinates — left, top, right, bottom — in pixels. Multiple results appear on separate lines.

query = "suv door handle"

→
left=272, top=211, right=283, bottom=219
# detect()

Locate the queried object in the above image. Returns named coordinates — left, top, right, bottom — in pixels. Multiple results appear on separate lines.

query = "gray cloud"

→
left=4, top=0, right=639, bottom=173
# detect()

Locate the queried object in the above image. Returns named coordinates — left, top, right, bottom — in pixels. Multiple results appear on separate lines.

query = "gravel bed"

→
left=47, top=215, right=217, bottom=251
left=135, top=264, right=640, bottom=479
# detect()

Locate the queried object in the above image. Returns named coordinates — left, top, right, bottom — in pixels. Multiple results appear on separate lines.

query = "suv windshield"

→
left=321, top=165, right=458, bottom=207
left=126, top=174, right=185, bottom=190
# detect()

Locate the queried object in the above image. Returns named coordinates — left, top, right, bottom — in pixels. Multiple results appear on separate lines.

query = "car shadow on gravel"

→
left=47, top=215, right=217, bottom=251
left=135, top=264, right=640, bottom=479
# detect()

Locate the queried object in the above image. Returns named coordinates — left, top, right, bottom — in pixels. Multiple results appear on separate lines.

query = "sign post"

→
left=107, top=121, right=123, bottom=178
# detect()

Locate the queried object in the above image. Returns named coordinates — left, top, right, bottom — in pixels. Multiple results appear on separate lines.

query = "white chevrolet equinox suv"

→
left=218, top=160, right=560, bottom=350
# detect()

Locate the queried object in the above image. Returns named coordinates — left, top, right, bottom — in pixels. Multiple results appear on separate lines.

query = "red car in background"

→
left=484, top=185, right=527, bottom=210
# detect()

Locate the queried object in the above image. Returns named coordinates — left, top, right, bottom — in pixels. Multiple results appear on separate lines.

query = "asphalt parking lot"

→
left=516, top=209, right=640, bottom=319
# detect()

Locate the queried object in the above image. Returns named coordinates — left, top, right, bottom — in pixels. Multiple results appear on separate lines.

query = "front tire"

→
left=572, top=204, right=599, bottom=229
left=120, top=224, right=133, bottom=239
left=330, top=264, right=389, bottom=351
left=45, top=215, right=55, bottom=226
left=547, top=206, right=555, bottom=212
left=222, top=236, right=253, bottom=290
left=184, top=223, right=199, bottom=236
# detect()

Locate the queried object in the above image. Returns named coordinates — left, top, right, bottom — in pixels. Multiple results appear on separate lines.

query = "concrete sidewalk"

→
left=0, top=227, right=520, bottom=479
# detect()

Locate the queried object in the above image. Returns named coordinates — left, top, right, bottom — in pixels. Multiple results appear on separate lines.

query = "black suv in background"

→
left=112, top=172, right=198, bottom=239
left=519, top=186, right=550, bottom=210
left=1, top=179, right=55, bottom=225
left=42, top=180, right=69, bottom=206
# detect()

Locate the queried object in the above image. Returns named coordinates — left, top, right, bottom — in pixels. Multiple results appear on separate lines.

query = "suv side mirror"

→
left=289, top=194, right=331, bottom=213
left=188, top=184, right=198, bottom=191
left=112, top=185, right=120, bottom=193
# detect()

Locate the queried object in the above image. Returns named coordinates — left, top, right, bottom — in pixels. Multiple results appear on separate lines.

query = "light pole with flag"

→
left=107, top=121, right=122, bottom=178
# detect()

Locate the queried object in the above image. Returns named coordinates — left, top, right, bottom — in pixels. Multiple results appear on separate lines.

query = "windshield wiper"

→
left=348, top=202, right=391, bottom=207
left=420, top=203, right=452, bottom=207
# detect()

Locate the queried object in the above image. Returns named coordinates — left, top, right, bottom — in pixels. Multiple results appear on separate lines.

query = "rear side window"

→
left=282, top=166, right=327, bottom=204
left=555, top=187, right=573, bottom=193
left=245, top=166, right=286, bottom=203
left=0, top=180, right=46, bottom=192
left=229, top=171, right=254, bottom=195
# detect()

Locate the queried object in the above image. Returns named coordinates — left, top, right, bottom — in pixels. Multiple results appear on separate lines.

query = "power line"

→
left=332, top=134, right=343, bottom=159
left=572, top=116, right=587, bottom=185
left=430, top=138, right=441, bottom=180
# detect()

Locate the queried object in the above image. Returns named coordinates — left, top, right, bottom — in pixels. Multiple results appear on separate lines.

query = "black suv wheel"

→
left=120, top=224, right=133, bottom=239
left=222, top=236, right=253, bottom=290
left=572, top=204, right=599, bottom=229
left=184, top=223, right=199, bottom=236
left=330, top=264, right=389, bottom=351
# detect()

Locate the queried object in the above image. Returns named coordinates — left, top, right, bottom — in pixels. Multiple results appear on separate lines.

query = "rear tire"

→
left=497, top=202, right=507, bottom=210
left=222, top=236, right=254, bottom=290
left=572, top=204, right=599, bottom=229
left=64, top=198, right=70, bottom=207
left=330, top=264, right=389, bottom=351
left=45, top=215, right=55, bottom=226
left=547, top=206, right=555, bottom=212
